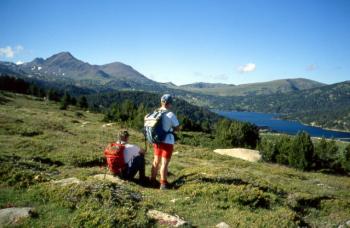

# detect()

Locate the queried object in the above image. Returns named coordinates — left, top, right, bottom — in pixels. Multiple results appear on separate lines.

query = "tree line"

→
left=259, top=132, right=350, bottom=174
left=216, top=81, right=350, bottom=131
left=0, top=75, right=89, bottom=110
left=88, top=91, right=220, bottom=133
left=2, top=75, right=348, bottom=175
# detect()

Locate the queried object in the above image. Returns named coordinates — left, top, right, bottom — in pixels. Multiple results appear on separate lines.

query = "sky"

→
left=1, top=0, right=349, bottom=85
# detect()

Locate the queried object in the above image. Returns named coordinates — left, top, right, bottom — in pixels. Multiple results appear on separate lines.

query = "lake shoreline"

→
left=279, top=117, right=350, bottom=134
left=215, top=110, right=350, bottom=142
left=215, top=109, right=350, bottom=134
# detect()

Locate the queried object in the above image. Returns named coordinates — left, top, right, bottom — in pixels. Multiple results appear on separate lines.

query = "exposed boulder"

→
left=90, top=174, right=125, bottom=184
left=213, top=148, right=261, bottom=162
left=0, top=207, right=35, bottom=226
left=147, top=209, right=188, bottom=227
left=216, top=222, right=231, bottom=228
left=52, top=177, right=82, bottom=186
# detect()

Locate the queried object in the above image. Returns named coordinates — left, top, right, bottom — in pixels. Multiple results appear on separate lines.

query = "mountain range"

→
left=0, top=52, right=325, bottom=96
left=3, top=52, right=163, bottom=91
left=1, top=51, right=349, bottom=131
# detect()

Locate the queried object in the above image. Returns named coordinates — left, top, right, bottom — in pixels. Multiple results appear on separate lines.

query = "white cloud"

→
left=306, top=64, right=317, bottom=71
left=238, top=63, right=256, bottom=73
left=16, top=61, right=24, bottom=65
left=0, top=46, right=15, bottom=58
left=0, top=45, right=24, bottom=58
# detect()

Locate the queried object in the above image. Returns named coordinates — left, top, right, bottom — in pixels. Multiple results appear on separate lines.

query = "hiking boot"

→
left=149, top=178, right=160, bottom=188
left=160, top=183, right=169, bottom=190
left=139, top=176, right=150, bottom=187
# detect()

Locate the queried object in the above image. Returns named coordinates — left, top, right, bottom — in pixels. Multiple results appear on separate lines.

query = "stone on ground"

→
left=91, top=174, right=125, bottom=184
left=216, top=221, right=231, bottom=228
left=52, top=177, right=82, bottom=186
left=147, top=209, right=188, bottom=227
left=0, top=207, right=35, bottom=226
left=213, top=148, right=261, bottom=162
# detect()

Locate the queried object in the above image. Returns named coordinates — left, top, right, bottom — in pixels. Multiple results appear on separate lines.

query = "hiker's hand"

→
left=174, top=126, right=180, bottom=132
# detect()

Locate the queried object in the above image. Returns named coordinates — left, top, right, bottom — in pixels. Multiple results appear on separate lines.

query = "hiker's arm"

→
left=171, top=114, right=180, bottom=132
left=173, top=125, right=180, bottom=132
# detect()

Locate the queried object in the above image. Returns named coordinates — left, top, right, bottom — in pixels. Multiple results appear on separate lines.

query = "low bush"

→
left=44, top=181, right=152, bottom=227
left=0, top=156, right=53, bottom=188
left=214, top=119, right=260, bottom=149
left=259, top=133, right=350, bottom=174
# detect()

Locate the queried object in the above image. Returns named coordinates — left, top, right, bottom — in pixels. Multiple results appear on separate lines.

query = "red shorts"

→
left=153, top=143, right=174, bottom=159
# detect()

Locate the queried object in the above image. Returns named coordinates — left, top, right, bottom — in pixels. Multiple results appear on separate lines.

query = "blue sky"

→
left=1, top=0, right=349, bottom=85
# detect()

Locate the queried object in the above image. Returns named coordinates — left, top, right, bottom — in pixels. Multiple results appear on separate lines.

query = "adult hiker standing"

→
left=150, top=94, right=180, bottom=190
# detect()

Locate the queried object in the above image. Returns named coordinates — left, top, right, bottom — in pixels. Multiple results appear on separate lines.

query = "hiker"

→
left=104, top=130, right=146, bottom=183
left=150, top=94, right=180, bottom=190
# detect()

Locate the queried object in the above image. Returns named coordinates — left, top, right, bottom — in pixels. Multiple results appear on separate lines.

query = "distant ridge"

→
left=1, top=51, right=164, bottom=91
left=0, top=51, right=326, bottom=98
left=180, top=82, right=234, bottom=89
left=178, top=78, right=326, bottom=96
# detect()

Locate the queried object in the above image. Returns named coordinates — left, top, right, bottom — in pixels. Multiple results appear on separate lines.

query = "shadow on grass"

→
left=0, top=94, right=11, bottom=105
left=72, top=157, right=106, bottom=167
left=31, top=156, right=64, bottom=166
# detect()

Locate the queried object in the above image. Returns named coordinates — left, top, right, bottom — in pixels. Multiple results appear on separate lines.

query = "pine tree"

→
left=28, top=85, right=38, bottom=96
left=60, top=92, right=71, bottom=110
left=341, top=144, right=350, bottom=172
left=315, top=138, right=339, bottom=170
left=70, top=97, right=77, bottom=106
left=215, top=119, right=259, bottom=148
left=47, top=89, right=60, bottom=101
left=78, top=96, right=88, bottom=109
left=288, top=131, right=314, bottom=170
left=275, top=136, right=292, bottom=165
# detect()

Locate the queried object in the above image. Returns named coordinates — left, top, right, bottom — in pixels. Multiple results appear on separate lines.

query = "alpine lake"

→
left=215, top=110, right=350, bottom=142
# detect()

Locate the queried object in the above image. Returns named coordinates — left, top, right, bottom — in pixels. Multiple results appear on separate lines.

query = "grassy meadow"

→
left=0, top=92, right=350, bottom=227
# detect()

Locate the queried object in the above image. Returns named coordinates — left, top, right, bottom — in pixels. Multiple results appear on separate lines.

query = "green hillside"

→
left=223, top=81, right=350, bottom=131
left=1, top=92, right=350, bottom=227
left=178, top=78, right=325, bottom=96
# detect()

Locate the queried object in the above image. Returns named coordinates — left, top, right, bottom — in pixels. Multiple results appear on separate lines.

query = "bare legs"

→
left=151, top=155, right=161, bottom=181
left=151, top=155, right=170, bottom=183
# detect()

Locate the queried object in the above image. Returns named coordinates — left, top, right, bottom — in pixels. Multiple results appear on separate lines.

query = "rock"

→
left=346, top=220, right=350, bottom=226
left=52, top=177, right=82, bottom=186
left=102, top=123, right=114, bottom=127
left=80, top=121, right=90, bottom=127
left=338, top=225, right=345, bottom=228
left=0, top=207, right=35, bottom=226
left=147, top=209, right=188, bottom=227
left=91, top=174, right=125, bottom=184
left=216, top=222, right=231, bottom=228
left=213, top=148, right=261, bottom=162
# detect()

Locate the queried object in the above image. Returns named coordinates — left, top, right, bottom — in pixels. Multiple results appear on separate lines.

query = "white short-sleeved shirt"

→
left=119, top=142, right=140, bottom=167
left=160, top=107, right=180, bottom=145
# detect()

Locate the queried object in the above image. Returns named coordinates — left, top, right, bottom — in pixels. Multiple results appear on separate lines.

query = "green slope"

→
left=223, top=81, right=350, bottom=131
left=178, top=78, right=325, bottom=96
left=0, top=92, right=350, bottom=227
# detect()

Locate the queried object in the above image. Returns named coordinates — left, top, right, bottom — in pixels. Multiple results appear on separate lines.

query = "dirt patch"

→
left=213, top=148, right=261, bottom=162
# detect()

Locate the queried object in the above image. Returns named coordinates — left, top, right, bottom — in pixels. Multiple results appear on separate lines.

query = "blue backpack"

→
left=144, top=109, right=170, bottom=144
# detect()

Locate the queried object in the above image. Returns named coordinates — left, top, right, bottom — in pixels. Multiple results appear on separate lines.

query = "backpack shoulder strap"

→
left=105, top=142, right=125, bottom=155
